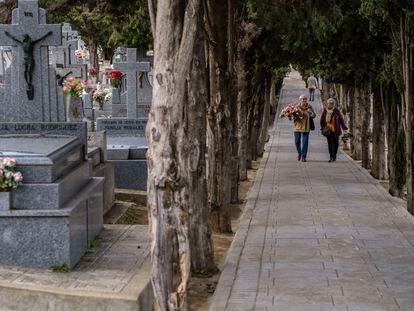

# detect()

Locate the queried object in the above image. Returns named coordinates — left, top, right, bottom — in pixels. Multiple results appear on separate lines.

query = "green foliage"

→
left=88, top=237, right=102, bottom=250
left=51, top=263, right=70, bottom=273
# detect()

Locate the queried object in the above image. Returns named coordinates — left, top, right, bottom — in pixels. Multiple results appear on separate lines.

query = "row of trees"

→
left=148, top=0, right=414, bottom=309
left=147, top=1, right=287, bottom=309
left=1, top=0, right=284, bottom=309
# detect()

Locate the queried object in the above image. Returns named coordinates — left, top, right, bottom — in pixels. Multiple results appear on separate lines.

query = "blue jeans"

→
left=309, top=88, right=315, bottom=101
left=294, top=132, right=310, bottom=159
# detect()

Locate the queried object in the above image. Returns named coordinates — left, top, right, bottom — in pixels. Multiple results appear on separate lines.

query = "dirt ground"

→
left=188, top=160, right=260, bottom=311
left=111, top=160, right=260, bottom=310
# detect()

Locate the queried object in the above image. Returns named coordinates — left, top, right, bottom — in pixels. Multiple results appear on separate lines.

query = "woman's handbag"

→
left=321, top=126, right=331, bottom=137
left=309, top=117, right=315, bottom=131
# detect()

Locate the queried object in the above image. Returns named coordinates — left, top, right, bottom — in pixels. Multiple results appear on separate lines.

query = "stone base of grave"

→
left=111, top=159, right=147, bottom=191
left=0, top=177, right=104, bottom=268
left=0, top=225, right=153, bottom=311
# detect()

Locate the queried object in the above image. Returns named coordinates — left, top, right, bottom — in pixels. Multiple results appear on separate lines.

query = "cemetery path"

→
left=209, top=72, right=414, bottom=311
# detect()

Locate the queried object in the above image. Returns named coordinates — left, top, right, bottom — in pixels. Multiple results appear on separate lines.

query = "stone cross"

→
left=0, top=0, right=61, bottom=122
left=62, top=23, right=79, bottom=64
left=113, top=48, right=150, bottom=119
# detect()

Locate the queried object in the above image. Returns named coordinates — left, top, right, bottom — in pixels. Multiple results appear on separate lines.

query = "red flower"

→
left=88, top=69, right=97, bottom=76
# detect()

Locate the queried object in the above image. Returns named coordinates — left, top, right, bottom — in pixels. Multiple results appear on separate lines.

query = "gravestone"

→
left=0, top=1, right=105, bottom=269
left=62, top=23, right=79, bottom=65
left=113, top=48, right=151, bottom=119
left=0, top=0, right=62, bottom=122
left=96, top=118, right=148, bottom=190
left=137, top=65, right=153, bottom=118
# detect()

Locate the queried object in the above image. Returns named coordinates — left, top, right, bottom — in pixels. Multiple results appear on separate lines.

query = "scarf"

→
left=326, top=108, right=335, bottom=132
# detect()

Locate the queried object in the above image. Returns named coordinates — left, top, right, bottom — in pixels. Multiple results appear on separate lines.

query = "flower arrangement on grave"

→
left=280, top=104, right=303, bottom=120
left=92, top=86, right=110, bottom=110
left=62, top=75, right=86, bottom=98
left=0, top=158, right=23, bottom=192
left=88, top=68, right=98, bottom=77
left=105, top=70, right=123, bottom=88
left=75, top=49, right=83, bottom=59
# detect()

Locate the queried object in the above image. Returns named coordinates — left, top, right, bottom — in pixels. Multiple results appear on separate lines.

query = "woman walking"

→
left=320, top=98, right=348, bottom=162
left=293, top=94, right=316, bottom=162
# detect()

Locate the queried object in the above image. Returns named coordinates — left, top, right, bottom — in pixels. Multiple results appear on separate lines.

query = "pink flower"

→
left=66, top=76, right=74, bottom=82
left=2, top=158, right=16, bottom=167
left=13, top=172, right=23, bottom=183
left=5, top=171, right=13, bottom=179
left=0, top=169, right=3, bottom=176
left=62, top=86, right=68, bottom=91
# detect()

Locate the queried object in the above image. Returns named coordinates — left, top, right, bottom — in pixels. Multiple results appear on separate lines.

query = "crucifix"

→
left=113, top=48, right=151, bottom=119
left=0, top=0, right=61, bottom=114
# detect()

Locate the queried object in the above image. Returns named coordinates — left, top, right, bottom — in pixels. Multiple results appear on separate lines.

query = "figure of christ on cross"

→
left=4, top=31, right=52, bottom=99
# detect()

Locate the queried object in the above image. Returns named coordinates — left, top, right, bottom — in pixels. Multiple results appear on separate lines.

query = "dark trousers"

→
left=309, top=88, right=315, bottom=101
left=327, top=136, right=339, bottom=159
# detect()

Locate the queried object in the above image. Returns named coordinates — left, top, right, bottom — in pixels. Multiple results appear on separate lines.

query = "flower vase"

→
left=98, top=102, right=105, bottom=110
left=66, top=95, right=83, bottom=122
left=0, top=191, right=11, bottom=211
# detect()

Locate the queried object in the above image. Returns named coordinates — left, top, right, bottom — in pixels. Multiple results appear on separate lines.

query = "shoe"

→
left=328, top=158, right=333, bottom=162
left=332, top=157, right=336, bottom=162
left=301, top=158, right=307, bottom=162
left=297, top=155, right=301, bottom=161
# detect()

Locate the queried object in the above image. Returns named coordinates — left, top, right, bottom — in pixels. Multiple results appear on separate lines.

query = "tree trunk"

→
left=146, top=1, right=201, bottom=309
left=88, top=42, right=100, bottom=80
left=371, top=87, right=387, bottom=179
left=236, top=49, right=248, bottom=181
left=400, top=19, right=414, bottom=214
left=352, top=87, right=363, bottom=160
left=269, top=77, right=277, bottom=126
left=187, top=16, right=217, bottom=276
left=360, top=85, right=371, bottom=169
left=206, top=0, right=233, bottom=233
left=257, top=73, right=271, bottom=156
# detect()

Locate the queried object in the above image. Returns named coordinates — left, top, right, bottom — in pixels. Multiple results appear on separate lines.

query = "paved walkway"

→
left=210, top=72, right=414, bottom=311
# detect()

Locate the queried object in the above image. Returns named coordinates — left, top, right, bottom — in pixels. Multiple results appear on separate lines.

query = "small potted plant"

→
left=105, top=70, right=123, bottom=88
left=0, top=157, right=23, bottom=210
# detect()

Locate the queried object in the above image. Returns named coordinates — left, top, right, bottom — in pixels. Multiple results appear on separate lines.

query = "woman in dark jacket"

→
left=320, top=98, right=348, bottom=162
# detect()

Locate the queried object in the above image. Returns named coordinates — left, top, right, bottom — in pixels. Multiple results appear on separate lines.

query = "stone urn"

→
left=0, top=191, right=11, bottom=211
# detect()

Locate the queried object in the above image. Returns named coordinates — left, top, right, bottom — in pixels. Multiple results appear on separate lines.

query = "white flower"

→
left=104, top=93, right=112, bottom=102
left=13, top=172, right=23, bottom=183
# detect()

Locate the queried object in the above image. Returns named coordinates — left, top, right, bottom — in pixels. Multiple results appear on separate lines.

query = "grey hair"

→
left=327, top=98, right=336, bottom=106
left=299, top=94, right=308, bottom=100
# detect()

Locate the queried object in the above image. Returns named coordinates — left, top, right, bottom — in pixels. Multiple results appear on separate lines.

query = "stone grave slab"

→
left=96, top=118, right=147, bottom=190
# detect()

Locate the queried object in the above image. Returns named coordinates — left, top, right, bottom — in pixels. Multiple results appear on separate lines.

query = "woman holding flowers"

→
left=320, top=98, right=348, bottom=162
left=291, top=94, right=315, bottom=162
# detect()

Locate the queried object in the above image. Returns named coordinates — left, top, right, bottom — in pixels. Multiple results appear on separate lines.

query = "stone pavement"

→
left=210, top=72, right=414, bottom=311
left=0, top=225, right=153, bottom=310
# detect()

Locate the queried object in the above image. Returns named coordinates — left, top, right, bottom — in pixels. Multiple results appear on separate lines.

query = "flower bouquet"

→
left=88, top=68, right=98, bottom=77
left=280, top=104, right=303, bottom=120
left=105, top=70, right=123, bottom=88
left=62, top=76, right=86, bottom=98
left=92, top=87, right=110, bottom=110
left=75, top=49, right=83, bottom=60
left=0, top=158, right=23, bottom=192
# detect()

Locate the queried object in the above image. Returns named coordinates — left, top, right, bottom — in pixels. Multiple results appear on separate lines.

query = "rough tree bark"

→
left=187, top=14, right=217, bottom=276
left=360, top=85, right=371, bottom=169
left=206, top=0, right=234, bottom=233
left=400, top=18, right=414, bottom=214
left=371, top=87, right=387, bottom=180
left=146, top=1, right=201, bottom=309
left=257, top=73, right=271, bottom=157
left=352, top=87, right=363, bottom=160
